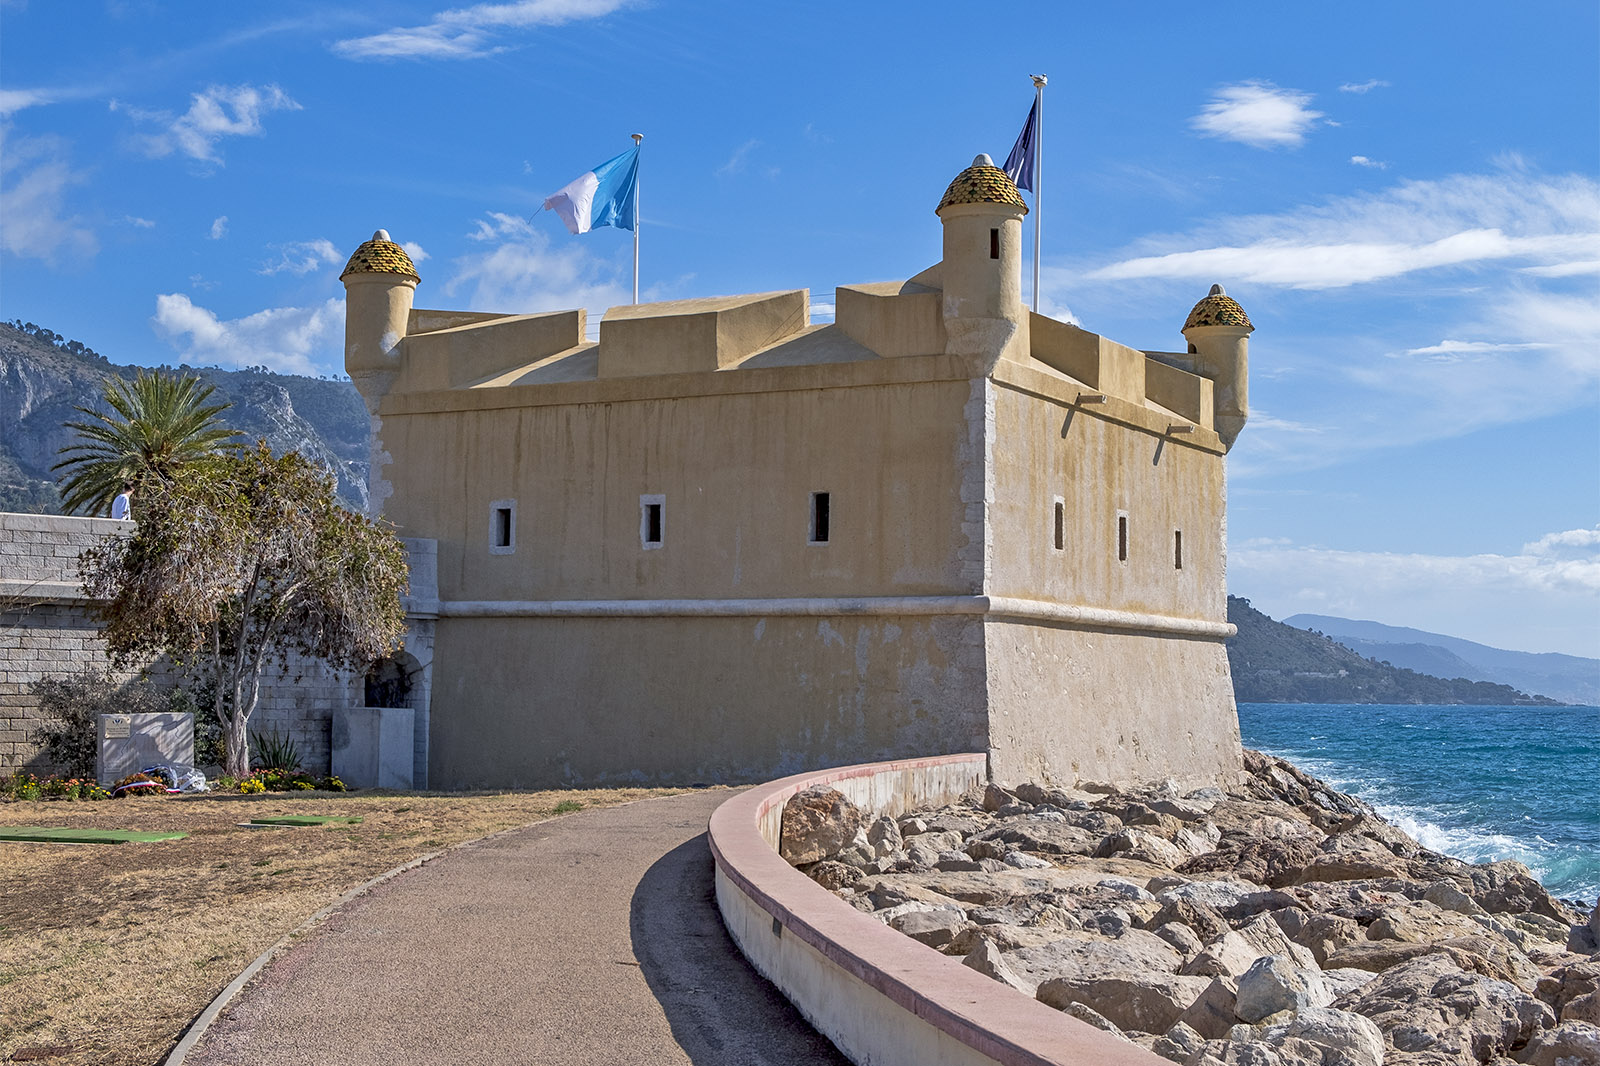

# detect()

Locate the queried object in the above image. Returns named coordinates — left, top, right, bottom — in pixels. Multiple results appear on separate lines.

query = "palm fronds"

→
left=53, top=370, right=242, bottom=515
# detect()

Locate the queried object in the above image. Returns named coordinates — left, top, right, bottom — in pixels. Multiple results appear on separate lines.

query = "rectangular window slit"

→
left=645, top=503, right=662, bottom=544
left=1053, top=501, right=1064, bottom=551
left=1118, top=514, right=1128, bottom=562
left=1174, top=530, right=1183, bottom=570
left=810, top=491, right=830, bottom=544
left=989, top=228, right=1000, bottom=259
left=493, top=508, right=512, bottom=548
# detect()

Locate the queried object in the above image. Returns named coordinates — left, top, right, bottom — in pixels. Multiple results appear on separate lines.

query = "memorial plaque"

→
left=104, top=714, right=131, bottom=739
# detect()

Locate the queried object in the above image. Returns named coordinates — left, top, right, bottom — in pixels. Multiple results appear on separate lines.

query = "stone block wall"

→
left=0, top=512, right=357, bottom=776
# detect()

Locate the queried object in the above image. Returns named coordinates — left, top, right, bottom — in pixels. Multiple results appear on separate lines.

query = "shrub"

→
left=31, top=669, right=199, bottom=779
left=239, top=778, right=266, bottom=794
left=4, top=771, right=42, bottom=801
left=318, top=775, right=348, bottom=792
left=249, top=728, right=301, bottom=773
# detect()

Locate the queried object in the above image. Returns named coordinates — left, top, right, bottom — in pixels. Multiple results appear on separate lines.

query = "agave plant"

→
left=53, top=370, right=242, bottom=515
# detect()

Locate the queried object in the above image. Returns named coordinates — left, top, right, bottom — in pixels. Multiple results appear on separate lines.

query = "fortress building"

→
left=341, top=155, right=1252, bottom=790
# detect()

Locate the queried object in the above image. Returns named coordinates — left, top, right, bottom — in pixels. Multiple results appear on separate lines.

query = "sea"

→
left=1237, top=703, right=1600, bottom=907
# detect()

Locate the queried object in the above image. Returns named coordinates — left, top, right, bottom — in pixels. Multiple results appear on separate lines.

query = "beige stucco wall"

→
left=427, top=614, right=988, bottom=788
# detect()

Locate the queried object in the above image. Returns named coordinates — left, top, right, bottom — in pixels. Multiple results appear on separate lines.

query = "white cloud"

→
left=718, top=139, right=777, bottom=178
left=1088, top=170, right=1600, bottom=289
left=259, top=238, right=344, bottom=276
left=0, top=88, right=53, bottom=116
left=1338, top=79, right=1390, bottom=94
left=152, top=293, right=344, bottom=375
left=0, top=127, right=97, bottom=265
left=209, top=215, right=229, bottom=239
left=334, top=0, right=634, bottom=60
left=1349, top=155, right=1387, bottom=169
left=1522, top=259, right=1600, bottom=278
left=1230, top=530, right=1600, bottom=656
left=123, top=214, right=155, bottom=228
left=402, top=240, right=429, bottom=263
left=124, top=84, right=300, bottom=165
left=1191, top=81, right=1324, bottom=148
left=444, top=217, right=628, bottom=314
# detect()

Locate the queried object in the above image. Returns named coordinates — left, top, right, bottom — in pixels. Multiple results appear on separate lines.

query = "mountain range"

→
left=0, top=321, right=369, bottom=512
left=1283, top=613, right=1598, bottom=708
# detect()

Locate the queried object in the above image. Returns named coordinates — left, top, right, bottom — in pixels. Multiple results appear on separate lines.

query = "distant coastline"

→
left=1226, top=596, right=1566, bottom=706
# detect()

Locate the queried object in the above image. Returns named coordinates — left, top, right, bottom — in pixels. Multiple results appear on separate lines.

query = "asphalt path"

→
left=183, top=790, right=850, bottom=1065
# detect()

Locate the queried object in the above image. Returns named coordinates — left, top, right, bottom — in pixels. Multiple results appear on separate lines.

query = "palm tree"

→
left=53, top=370, right=242, bottom=515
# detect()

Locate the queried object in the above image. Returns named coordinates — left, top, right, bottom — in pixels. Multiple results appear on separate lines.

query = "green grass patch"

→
left=0, top=826, right=187, bottom=845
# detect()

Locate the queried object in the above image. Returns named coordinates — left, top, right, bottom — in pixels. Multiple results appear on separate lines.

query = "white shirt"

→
left=111, top=493, right=132, bottom=521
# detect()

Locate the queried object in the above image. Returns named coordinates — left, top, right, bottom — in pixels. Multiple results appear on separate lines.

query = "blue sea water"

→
left=1237, top=703, right=1600, bottom=906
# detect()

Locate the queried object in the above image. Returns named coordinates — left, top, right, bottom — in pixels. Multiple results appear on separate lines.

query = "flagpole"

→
left=631, top=133, right=643, bottom=304
left=1030, top=74, right=1046, bottom=313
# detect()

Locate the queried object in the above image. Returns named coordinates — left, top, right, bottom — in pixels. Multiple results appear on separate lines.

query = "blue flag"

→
left=1003, top=98, right=1038, bottom=193
left=543, top=145, right=640, bottom=234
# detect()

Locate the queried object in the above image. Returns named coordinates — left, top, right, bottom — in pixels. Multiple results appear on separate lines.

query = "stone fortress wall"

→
left=0, top=512, right=357, bottom=776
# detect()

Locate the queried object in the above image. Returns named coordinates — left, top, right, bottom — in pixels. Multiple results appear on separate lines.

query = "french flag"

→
left=543, top=145, right=640, bottom=235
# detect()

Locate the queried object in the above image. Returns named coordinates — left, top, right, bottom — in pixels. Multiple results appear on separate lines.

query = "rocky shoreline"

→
left=779, top=750, right=1600, bottom=1065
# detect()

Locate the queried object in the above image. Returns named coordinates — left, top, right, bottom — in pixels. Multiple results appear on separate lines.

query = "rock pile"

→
left=780, top=751, right=1600, bottom=1066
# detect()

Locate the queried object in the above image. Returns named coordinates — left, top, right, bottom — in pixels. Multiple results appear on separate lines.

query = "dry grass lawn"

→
left=0, top=786, right=688, bottom=1065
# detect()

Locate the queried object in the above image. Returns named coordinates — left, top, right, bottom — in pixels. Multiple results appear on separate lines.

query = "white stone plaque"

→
left=103, top=714, right=131, bottom=739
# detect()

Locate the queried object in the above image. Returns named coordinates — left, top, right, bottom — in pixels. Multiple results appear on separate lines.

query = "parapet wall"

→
left=708, top=756, right=1165, bottom=1066
left=0, top=512, right=354, bottom=775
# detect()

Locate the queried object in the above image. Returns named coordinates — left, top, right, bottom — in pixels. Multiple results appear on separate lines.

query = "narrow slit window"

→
left=1117, top=513, right=1128, bottom=563
left=989, top=228, right=1000, bottom=259
left=640, top=494, right=664, bottom=548
left=1174, top=530, right=1183, bottom=570
left=488, top=499, right=516, bottom=554
left=1053, top=499, right=1065, bottom=551
left=809, top=491, right=831, bottom=544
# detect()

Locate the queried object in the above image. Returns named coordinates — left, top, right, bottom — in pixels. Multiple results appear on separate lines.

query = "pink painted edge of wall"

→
left=707, top=755, right=1167, bottom=1066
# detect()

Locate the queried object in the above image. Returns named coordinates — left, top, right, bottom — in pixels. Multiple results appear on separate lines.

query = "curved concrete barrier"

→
left=709, top=755, right=1166, bottom=1066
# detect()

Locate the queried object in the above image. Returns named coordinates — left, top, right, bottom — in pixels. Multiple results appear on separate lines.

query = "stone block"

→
left=333, top=706, right=415, bottom=789
left=98, top=712, right=194, bottom=785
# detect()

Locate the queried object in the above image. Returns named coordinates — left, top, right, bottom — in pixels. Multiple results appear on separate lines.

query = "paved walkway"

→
left=184, top=791, right=849, bottom=1065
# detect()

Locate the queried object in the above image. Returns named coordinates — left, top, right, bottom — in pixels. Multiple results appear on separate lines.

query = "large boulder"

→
left=1037, top=972, right=1213, bottom=1035
left=1514, top=1021, right=1600, bottom=1066
left=1259, top=1005, right=1385, bottom=1066
left=1235, top=954, right=1334, bottom=1023
left=779, top=786, right=865, bottom=865
left=960, top=938, right=1034, bottom=995
left=1334, top=952, right=1555, bottom=1065
left=1177, top=976, right=1240, bottom=1040
left=1536, top=959, right=1600, bottom=1025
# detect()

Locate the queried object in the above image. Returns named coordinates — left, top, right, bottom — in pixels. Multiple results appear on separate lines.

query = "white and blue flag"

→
left=543, top=145, right=640, bottom=235
left=1003, top=98, right=1038, bottom=193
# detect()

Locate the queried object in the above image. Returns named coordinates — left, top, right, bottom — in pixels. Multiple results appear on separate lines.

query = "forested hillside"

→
left=0, top=321, right=368, bottom=512
left=1226, top=596, right=1562, bottom=705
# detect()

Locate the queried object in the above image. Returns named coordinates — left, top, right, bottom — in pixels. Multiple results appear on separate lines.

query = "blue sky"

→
left=2, top=1, right=1596, bottom=657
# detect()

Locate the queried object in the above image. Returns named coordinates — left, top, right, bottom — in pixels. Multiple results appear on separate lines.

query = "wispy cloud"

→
left=209, top=215, right=229, bottom=239
left=1338, top=79, right=1390, bottom=94
left=1230, top=527, right=1600, bottom=656
left=445, top=212, right=629, bottom=313
left=334, top=0, right=634, bottom=60
left=259, top=238, right=344, bottom=276
left=1088, top=169, right=1600, bottom=289
left=717, top=139, right=777, bottom=178
left=0, top=88, right=55, bottom=117
left=1191, top=81, right=1324, bottom=148
left=118, top=83, right=300, bottom=165
left=1349, top=155, right=1387, bottom=170
left=0, top=128, right=97, bottom=265
left=152, top=292, right=343, bottom=375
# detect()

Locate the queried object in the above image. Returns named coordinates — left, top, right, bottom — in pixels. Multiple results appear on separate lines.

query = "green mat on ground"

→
left=246, top=815, right=363, bottom=826
left=0, top=826, right=187, bottom=844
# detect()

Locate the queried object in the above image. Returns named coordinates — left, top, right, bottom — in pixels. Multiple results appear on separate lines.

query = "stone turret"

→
left=1181, top=284, right=1251, bottom=449
left=341, top=230, right=419, bottom=513
left=936, top=154, right=1029, bottom=366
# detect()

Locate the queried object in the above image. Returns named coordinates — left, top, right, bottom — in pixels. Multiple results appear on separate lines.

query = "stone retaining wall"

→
left=0, top=512, right=357, bottom=775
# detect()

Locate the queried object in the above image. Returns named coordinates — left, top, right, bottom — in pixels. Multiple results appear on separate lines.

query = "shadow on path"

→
left=630, top=832, right=849, bottom=1065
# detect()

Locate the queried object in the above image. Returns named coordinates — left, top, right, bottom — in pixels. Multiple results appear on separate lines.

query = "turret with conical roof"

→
left=935, top=154, right=1029, bottom=366
left=341, top=229, right=420, bottom=513
left=1181, top=284, right=1251, bottom=449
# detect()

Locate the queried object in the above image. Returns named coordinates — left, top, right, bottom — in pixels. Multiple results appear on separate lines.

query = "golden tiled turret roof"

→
left=1183, top=284, right=1253, bottom=331
left=340, top=230, right=420, bottom=282
left=937, top=155, right=1028, bottom=213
